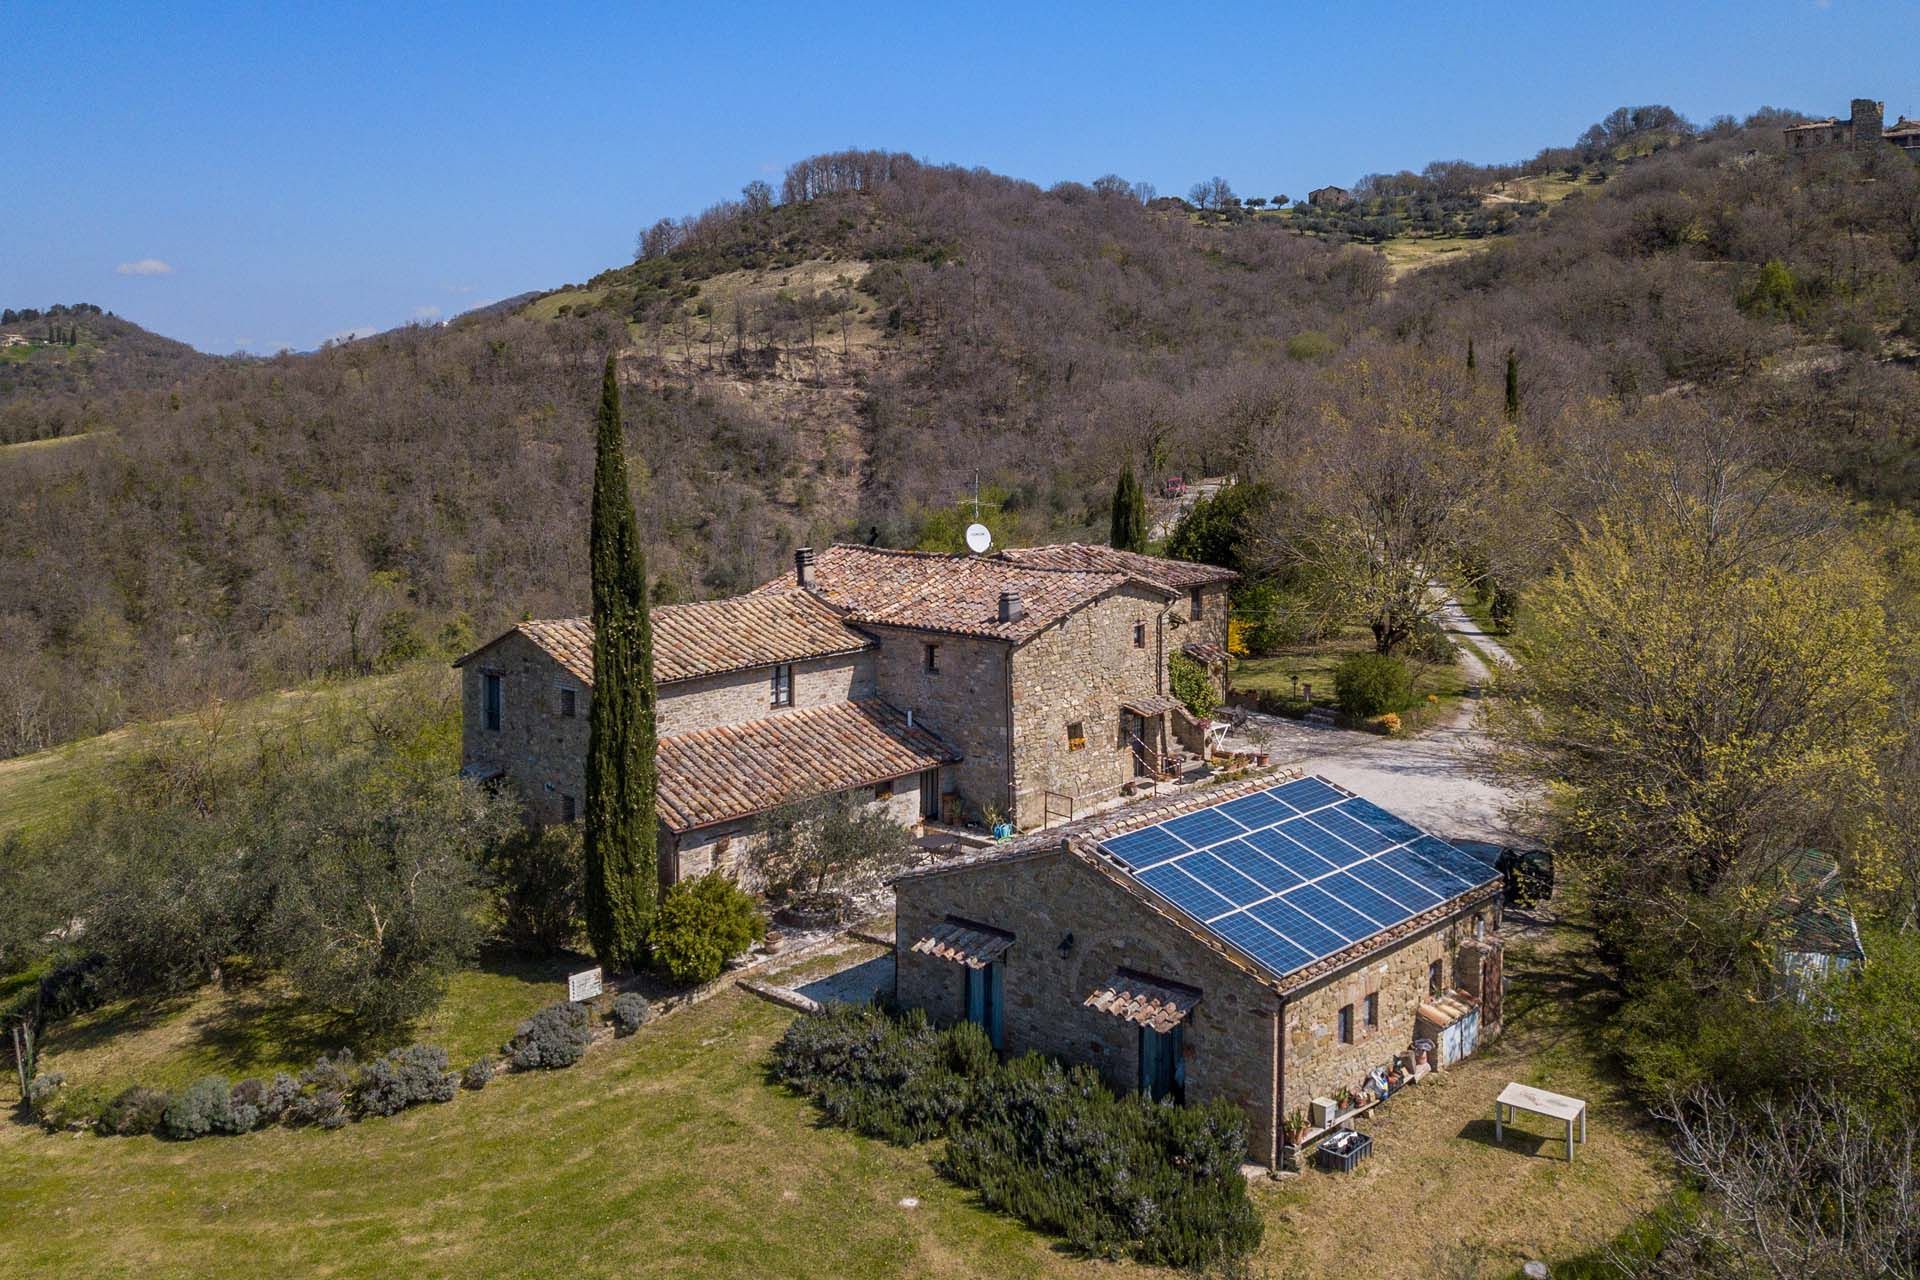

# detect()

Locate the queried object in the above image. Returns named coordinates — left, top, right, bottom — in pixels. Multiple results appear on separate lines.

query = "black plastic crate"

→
left=1313, top=1130, right=1372, bottom=1173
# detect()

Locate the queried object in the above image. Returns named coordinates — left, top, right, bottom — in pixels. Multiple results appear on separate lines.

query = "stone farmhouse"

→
left=454, top=543, right=1235, bottom=885
left=894, top=770, right=1505, bottom=1169
left=1784, top=97, right=1920, bottom=159
left=1307, top=185, right=1354, bottom=209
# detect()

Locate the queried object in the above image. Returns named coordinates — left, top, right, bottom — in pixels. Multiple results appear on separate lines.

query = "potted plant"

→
left=981, top=802, right=1014, bottom=841
left=1284, top=1110, right=1308, bottom=1145
left=1246, top=723, right=1273, bottom=767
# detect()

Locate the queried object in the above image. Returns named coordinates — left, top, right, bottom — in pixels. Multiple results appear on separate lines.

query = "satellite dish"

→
left=965, top=523, right=992, bottom=554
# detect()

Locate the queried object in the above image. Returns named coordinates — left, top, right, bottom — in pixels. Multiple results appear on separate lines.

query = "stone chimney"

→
left=795, top=547, right=816, bottom=589
left=998, top=590, right=1024, bottom=623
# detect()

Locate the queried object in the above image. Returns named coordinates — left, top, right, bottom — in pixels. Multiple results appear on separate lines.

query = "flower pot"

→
left=992, top=822, right=1015, bottom=840
left=1255, top=751, right=1271, bottom=766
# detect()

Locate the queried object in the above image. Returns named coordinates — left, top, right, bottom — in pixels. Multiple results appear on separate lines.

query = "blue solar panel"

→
left=1284, top=882, right=1380, bottom=937
left=1410, top=836, right=1496, bottom=887
left=1213, top=838, right=1303, bottom=893
left=1379, top=845, right=1472, bottom=897
left=1349, top=856, right=1444, bottom=910
left=1250, top=897, right=1349, bottom=957
left=1100, top=825, right=1188, bottom=869
left=1289, top=819, right=1360, bottom=863
left=1270, top=776, right=1346, bottom=813
left=1217, top=791, right=1293, bottom=831
left=1211, top=911, right=1314, bottom=973
left=1337, top=797, right=1426, bottom=846
left=1246, top=826, right=1340, bottom=879
left=1310, top=808, right=1397, bottom=856
left=1178, top=851, right=1268, bottom=909
left=1138, top=862, right=1235, bottom=917
left=1163, top=808, right=1246, bottom=848
left=1320, top=871, right=1419, bottom=929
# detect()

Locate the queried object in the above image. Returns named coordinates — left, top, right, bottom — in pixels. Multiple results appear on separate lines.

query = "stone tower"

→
left=1851, top=98, right=1885, bottom=148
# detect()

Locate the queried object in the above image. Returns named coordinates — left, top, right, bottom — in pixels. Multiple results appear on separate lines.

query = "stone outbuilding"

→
left=893, top=770, right=1504, bottom=1168
left=1308, top=185, right=1355, bottom=209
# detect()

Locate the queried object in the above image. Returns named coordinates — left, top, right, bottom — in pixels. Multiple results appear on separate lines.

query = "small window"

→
left=771, top=663, right=794, bottom=707
left=560, top=793, right=576, bottom=823
left=1133, top=620, right=1147, bottom=648
left=1338, top=1003, right=1355, bottom=1044
left=1067, top=721, right=1087, bottom=751
left=1364, top=991, right=1379, bottom=1030
left=1190, top=587, right=1205, bottom=619
left=924, top=643, right=940, bottom=673
left=483, top=672, right=503, bottom=732
left=874, top=778, right=894, bottom=801
left=558, top=687, right=577, bottom=719
left=1428, top=959, right=1445, bottom=997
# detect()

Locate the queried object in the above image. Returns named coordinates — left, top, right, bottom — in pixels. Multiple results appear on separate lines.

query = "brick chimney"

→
left=795, top=547, right=816, bottom=589
left=998, top=589, right=1024, bottom=623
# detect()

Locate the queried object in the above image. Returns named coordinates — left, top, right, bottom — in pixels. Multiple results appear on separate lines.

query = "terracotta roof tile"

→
left=456, top=590, right=871, bottom=686
left=909, top=918, right=1015, bottom=968
left=656, top=699, right=958, bottom=831
left=759, top=544, right=1174, bottom=641
left=997, top=542, right=1237, bottom=589
left=1083, top=969, right=1202, bottom=1031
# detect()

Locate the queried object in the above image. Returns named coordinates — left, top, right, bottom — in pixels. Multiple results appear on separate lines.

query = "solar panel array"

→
left=1096, top=776, right=1497, bottom=979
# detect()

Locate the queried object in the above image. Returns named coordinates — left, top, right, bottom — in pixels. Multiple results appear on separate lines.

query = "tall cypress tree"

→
left=1109, top=465, right=1148, bottom=553
left=583, top=355, right=657, bottom=971
left=1504, top=348, right=1519, bottom=421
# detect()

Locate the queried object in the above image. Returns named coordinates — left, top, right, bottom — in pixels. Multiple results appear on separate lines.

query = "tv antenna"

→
left=964, top=469, right=992, bottom=554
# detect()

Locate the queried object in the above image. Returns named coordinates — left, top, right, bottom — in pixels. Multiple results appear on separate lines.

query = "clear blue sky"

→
left=3, top=1, right=1915, bottom=353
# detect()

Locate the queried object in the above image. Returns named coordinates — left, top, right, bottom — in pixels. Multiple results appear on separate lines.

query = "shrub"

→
left=1333, top=652, right=1414, bottom=717
left=290, top=1051, right=354, bottom=1129
left=610, top=991, right=651, bottom=1036
left=1407, top=620, right=1456, bottom=666
left=488, top=822, right=583, bottom=953
left=354, top=1044, right=456, bottom=1117
left=770, top=1002, right=981, bottom=1145
left=226, top=1077, right=266, bottom=1132
left=163, top=1075, right=237, bottom=1139
left=1168, top=652, right=1220, bottom=720
left=24, top=1071, right=65, bottom=1110
left=507, top=1001, right=592, bottom=1070
left=461, top=1057, right=495, bottom=1090
left=100, top=1086, right=170, bottom=1137
left=260, top=1073, right=301, bottom=1124
left=751, top=794, right=914, bottom=907
left=648, top=874, right=767, bottom=985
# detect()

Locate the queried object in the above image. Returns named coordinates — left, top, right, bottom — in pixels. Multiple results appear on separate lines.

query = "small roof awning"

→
left=909, top=918, right=1014, bottom=969
left=1120, top=693, right=1184, bottom=718
left=1417, top=995, right=1475, bottom=1028
left=1182, top=641, right=1229, bottom=666
left=1083, top=969, right=1202, bottom=1032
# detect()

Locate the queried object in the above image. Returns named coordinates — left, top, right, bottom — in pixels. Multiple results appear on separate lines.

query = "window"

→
left=1429, top=959, right=1445, bottom=997
left=1190, top=587, right=1205, bottom=619
left=965, top=962, right=1003, bottom=1052
left=1364, top=991, right=1379, bottom=1030
left=771, top=663, right=793, bottom=707
left=1338, top=1003, right=1355, bottom=1044
left=558, top=686, right=577, bottom=719
left=1133, top=620, right=1147, bottom=648
left=874, top=778, right=894, bottom=802
left=1067, top=721, right=1087, bottom=751
left=1139, top=1024, right=1185, bottom=1102
left=560, top=793, right=576, bottom=823
left=482, top=672, right=503, bottom=732
left=924, top=643, right=940, bottom=673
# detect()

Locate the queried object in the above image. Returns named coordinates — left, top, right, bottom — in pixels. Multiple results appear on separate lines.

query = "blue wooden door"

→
left=966, top=963, right=1003, bottom=1051
left=1139, top=1025, right=1183, bottom=1101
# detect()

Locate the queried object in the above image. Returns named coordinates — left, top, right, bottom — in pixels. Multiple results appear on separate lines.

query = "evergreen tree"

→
left=583, top=355, right=657, bottom=971
left=1504, top=348, right=1519, bottom=420
left=1466, top=336, right=1476, bottom=372
left=1109, top=464, right=1148, bottom=553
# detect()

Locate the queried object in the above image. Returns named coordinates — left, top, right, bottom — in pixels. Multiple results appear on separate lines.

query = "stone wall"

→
left=657, top=651, right=874, bottom=736
left=667, top=773, right=930, bottom=884
left=895, top=849, right=1285, bottom=1166
left=459, top=631, right=590, bottom=825
left=1008, top=585, right=1173, bottom=827
left=868, top=624, right=1012, bottom=823
left=1278, top=892, right=1502, bottom=1122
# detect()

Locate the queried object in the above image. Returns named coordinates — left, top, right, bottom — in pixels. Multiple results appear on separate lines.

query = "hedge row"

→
left=770, top=1002, right=1263, bottom=1269
left=24, top=995, right=653, bottom=1140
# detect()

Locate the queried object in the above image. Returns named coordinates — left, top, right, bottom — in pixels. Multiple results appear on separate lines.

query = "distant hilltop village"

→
left=1784, top=96, right=1920, bottom=158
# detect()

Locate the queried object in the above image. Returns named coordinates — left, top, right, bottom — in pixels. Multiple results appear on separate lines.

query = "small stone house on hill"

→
left=454, top=543, right=1236, bottom=884
left=893, top=771, right=1505, bottom=1168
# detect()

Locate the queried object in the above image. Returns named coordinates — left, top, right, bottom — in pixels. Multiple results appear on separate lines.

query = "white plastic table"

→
left=1494, top=1082, right=1586, bottom=1161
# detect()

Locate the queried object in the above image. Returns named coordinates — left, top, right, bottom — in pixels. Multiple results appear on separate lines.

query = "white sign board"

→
left=964, top=522, right=992, bottom=554
left=568, top=967, right=604, bottom=1003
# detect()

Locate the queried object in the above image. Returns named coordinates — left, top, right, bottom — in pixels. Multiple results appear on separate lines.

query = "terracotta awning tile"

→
left=1121, top=694, right=1184, bottom=717
left=909, top=918, right=1014, bottom=969
left=1083, top=969, right=1201, bottom=1032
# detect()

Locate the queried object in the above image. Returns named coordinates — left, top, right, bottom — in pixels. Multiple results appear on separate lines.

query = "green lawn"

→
left=0, top=669, right=430, bottom=840
left=1231, top=625, right=1469, bottom=715
left=0, top=927, right=1674, bottom=1280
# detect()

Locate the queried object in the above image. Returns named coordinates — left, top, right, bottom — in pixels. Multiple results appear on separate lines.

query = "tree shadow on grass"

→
left=472, top=944, right=590, bottom=987
left=37, top=988, right=199, bottom=1058
left=185, top=989, right=347, bottom=1075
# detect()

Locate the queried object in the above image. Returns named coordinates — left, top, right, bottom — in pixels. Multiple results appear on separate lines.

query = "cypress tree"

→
left=583, top=355, right=657, bottom=972
left=1109, top=464, right=1148, bottom=553
left=1504, top=348, right=1519, bottom=421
